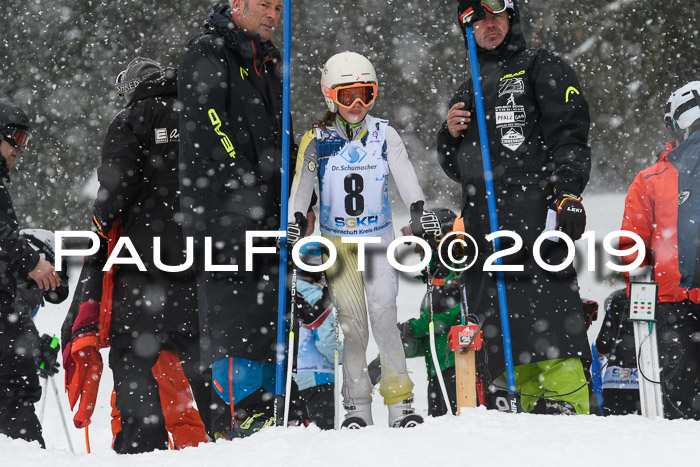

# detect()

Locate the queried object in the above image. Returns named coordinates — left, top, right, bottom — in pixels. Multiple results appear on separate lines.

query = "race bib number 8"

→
left=344, top=173, right=364, bottom=216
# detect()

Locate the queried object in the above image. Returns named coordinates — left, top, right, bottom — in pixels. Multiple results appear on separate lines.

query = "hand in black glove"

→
left=287, top=211, right=308, bottom=248
left=409, top=201, right=442, bottom=247
left=581, top=298, right=599, bottom=331
left=458, top=0, right=487, bottom=28
left=368, top=355, right=382, bottom=386
left=555, top=192, right=586, bottom=241
left=35, top=334, right=60, bottom=379
left=398, top=321, right=422, bottom=358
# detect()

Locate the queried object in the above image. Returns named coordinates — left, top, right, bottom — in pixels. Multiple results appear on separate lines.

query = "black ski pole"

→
left=460, top=1, right=519, bottom=413
left=50, top=375, right=75, bottom=454
left=283, top=265, right=299, bottom=426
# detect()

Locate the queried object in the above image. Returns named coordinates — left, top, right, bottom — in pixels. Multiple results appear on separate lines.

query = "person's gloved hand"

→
left=458, top=0, right=487, bottom=28
left=398, top=321, right=422, bottom=358
left=409, top=201, right=442, bottom=247
left=35, top=334, right=60, bottom=378
left=368, top=355, right=381, bottom=386
left=555, top=192, right=586, bottom=241
left=287, top=211, right=307, bottom=248
left=433, top=255, right=453, bottom=281
left=581, top=298, right=599, bottom=331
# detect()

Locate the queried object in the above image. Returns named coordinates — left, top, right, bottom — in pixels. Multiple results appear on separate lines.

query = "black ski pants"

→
left=602, top=389, right=640, bottom=416
left=656, top=301, right=700, bottom=419
left=300, top=383, right=335, bottom=430
left=109, top=331, right=211, bottom=454
left=0, top=293, right=44, bottom=447
left=428, top=367, right=457, bottom=417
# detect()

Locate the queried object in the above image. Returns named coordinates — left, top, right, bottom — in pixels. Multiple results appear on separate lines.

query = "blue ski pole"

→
left=275, top=0, right=293, bottom=425
left=463, top=19, right=519, bottom=413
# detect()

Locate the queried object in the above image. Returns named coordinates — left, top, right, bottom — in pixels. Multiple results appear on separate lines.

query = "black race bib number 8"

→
left=344, top=173, right=364, bottom=216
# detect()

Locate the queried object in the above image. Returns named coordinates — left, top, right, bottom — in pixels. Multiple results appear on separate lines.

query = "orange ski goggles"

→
left=323, top=82, right=377, bottom=110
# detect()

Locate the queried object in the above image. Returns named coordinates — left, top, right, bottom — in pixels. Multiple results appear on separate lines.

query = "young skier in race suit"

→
left=619, top=81, right=700, bottom=419
left=287, top=51, right=441, bottom=428
left=437, top=0, right=592, bottom=414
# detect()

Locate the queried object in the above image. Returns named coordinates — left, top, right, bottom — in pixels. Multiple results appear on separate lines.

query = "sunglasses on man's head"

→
left=461, top=0, right=511, bottom=23
left=481, top=0, right=510, bottom=14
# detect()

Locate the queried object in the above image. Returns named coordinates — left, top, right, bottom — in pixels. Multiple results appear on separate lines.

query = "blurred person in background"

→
left=619, top=81, right=700, bottom=419
left=0, top=101, right=60, bottom=446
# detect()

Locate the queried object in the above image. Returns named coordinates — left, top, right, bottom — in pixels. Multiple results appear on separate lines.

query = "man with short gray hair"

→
left=179, top=0, right=314, bottom=438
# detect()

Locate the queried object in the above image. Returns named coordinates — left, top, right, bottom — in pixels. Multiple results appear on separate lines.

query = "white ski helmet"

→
left=321, top=52, right=377, bottom=113
left=665, top=81, right=700, bottom=132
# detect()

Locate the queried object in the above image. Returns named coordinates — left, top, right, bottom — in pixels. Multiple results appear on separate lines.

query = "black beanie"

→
left=115, top=57, right=162, bottom=102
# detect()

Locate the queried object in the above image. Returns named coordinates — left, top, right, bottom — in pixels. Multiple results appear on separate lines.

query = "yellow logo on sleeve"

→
left=208, top=109, right=236, bottom=159
left=565, top=86, right=580, bottom=103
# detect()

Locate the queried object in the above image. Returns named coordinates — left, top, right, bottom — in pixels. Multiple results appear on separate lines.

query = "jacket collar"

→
left=0, top=157, right=10, bottom=182
left=127, top=68, right=178, bottom=107
left=668, top=130, right=700, bottom=165
left=201, top=4, right=281, bottom=78
left=333, top=115, right=369, bottom=141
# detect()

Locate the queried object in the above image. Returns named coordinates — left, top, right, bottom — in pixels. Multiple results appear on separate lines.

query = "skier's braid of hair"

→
left=312, top=110, right=336, bottom=132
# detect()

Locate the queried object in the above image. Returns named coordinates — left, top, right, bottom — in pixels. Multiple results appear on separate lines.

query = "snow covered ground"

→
left=5, top=191, right=700, bottom=466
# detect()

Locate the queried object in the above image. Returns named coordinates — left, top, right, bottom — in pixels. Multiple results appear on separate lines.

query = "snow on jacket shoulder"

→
left=620, top=136, right=700, bottom=303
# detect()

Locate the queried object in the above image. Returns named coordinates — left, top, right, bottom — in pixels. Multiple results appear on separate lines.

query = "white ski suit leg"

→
left=323, top=234, right=372, bottom=407
left=323, top=231, right=413, bottom=409
left=363, top=230, right=413, bottom=405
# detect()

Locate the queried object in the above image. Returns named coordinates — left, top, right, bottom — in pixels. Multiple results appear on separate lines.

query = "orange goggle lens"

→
left=324, top=82, right=377, bottom=110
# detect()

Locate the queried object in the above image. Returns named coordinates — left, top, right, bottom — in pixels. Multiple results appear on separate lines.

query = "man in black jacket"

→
left=436, top=1, right=592, bottom=414
left=0, top=101, right=60, bottom=446
left=94, top=59, right=209, bottom=453
left=179, top=0, right=306, bottom=435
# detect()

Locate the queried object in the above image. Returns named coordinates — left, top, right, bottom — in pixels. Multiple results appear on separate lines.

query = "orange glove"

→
left=65, top=300, right=104, bottom=429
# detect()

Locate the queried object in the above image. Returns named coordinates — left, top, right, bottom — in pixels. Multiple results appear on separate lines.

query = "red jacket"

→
left=620, top=140, right=700, bottom=303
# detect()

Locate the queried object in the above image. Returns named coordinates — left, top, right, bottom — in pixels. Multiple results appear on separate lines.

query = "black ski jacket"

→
left=436, top=2, right=592, bottom=376
left=93, top=68, right=198, bottom=335
left=0, top=160, right=39, bottom=299
left=178, top=4, right=293, bottom=365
